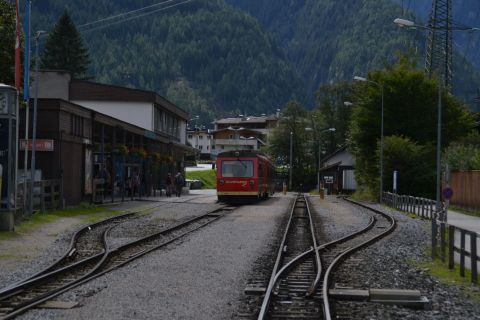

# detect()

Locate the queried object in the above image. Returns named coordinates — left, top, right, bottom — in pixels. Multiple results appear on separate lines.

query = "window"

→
left=212, top=145, right=216, bottom=150
left=199, top=135, right=204, bottom=139
left=229, top=134, right=233, bottom=139
left=221, top=160, right=254, bottom=177
left=188, top=135, right=193, bottom=139
left=199, top=145, right=203, bottom=150
left=71, top=115, right=83, bottom=136
left=207, top=146, right=209, bottom=150
left=221, top=145, right=224, bottom=149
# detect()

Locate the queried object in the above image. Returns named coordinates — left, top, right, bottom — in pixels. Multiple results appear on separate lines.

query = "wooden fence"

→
left=18, top=179, right=64, bottom=212
left=383, top=191, right=479, bottom=283
left=449, top=171, right=480, bottom=209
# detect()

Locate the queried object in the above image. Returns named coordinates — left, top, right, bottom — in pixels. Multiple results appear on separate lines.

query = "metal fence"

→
left=382, top=192, right=436, bottom=219
left=383, top=191, right=479, bottom=283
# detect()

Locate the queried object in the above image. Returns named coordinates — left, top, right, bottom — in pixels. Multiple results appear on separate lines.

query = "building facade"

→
left=210, top=115, right=278, bottom=158
left=20, top=70, right=192, bottom=206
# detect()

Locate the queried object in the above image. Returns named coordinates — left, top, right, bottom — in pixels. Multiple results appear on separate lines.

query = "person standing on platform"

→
left=174, top=172, right=184, bottom=197
left=165, top=173, right=172, bottom=197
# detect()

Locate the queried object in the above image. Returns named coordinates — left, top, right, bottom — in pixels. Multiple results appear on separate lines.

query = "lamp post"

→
left=29, top=30, right=46, bottom=214
left=393, top=18, right=480, bottom=258
left=354, top=76, right=384, bottom=203
left=305, top=127, right=336, bottom=193
left=289, top=131, right=293, bottom=191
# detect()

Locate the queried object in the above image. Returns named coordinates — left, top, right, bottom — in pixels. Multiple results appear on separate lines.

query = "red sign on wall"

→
left=19, top=139, right=54, bottom=151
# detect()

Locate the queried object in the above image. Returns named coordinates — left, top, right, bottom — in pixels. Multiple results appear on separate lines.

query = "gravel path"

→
left=17, top=195, right=294, bottom=320
left=314, top=196, right=480, bottom=320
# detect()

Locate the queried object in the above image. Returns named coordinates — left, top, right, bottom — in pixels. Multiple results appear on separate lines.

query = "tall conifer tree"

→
left=41, top=10, right=90, bottom=78
left=0, top=0, right=16, bottom=85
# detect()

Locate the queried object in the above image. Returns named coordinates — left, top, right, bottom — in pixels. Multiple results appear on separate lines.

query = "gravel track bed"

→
left=17, top=195, right=293, bottom=320
left=0, top=233, right=71, bottom=289
left=107, top=202, right=221, bottom=248
left=328, top=200, right=480, bottom=320
left=0, top=202, right=163, bottom=289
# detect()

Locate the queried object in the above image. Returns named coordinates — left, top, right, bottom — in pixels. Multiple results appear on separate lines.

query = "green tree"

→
left=0, top=0, right=15, bottom=85
left=382, top=135, right=435, bottom=198
left=444, top=131, right=480, bottom=171
left=315, top=82, right=353, bottom=154
left=349, top=58, right=474, bottom=198
left=268, top=100, right=317, bottom=190
left=41, top=10, right=90, bottom=78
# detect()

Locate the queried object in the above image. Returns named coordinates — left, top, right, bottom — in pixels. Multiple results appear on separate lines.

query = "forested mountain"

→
left=226, top=0, right=480, bottom=110
left=29, top=0, right=480, bottom=120
left=391, top=0, right=480, bottom=71
left=30, top=0, right=305, bottom=123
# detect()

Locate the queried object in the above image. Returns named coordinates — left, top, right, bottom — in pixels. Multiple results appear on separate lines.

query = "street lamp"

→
left=29, top=30, right=46, bottom=214
left=354, top=75, right=384, bottom=203
left=305, top=127, right=336, bottom=193
left=394, top=17, right=480, bottom=31
left=289, top=131, right=293, bottom=191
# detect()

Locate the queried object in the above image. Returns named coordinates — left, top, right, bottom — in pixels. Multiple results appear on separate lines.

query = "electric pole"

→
left=425, top=0, right=452, bottom=91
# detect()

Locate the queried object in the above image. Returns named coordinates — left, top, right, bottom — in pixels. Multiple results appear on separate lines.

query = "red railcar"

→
left=216, top=150, right=276, bottom=203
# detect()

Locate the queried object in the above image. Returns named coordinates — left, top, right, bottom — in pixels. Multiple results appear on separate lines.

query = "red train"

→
left=216, top=150, right=276, bottom=203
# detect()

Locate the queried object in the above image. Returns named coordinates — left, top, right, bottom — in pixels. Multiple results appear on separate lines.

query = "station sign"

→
left=324, top=175, right=334, bottom=184
left=20, top=139, right=54, bottom=151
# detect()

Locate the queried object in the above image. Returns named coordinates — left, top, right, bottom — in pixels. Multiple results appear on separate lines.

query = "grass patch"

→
left=186, top=169, right=216, bottom=189
left=417, top=258, right=480, bottom=302
left=0, top=203, right=118, bottom=243
left=351, top=187, right=377, bottom=202
left=449, top=205, right=480, bottom=218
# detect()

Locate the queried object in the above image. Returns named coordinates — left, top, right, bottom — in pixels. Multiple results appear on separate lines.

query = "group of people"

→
left=165, top=172, right=184, bottom=197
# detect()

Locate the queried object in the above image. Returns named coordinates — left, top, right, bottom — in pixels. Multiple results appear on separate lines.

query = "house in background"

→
left=319, top=146, right=356, bottom=194
left=210, top=115, right=279, bottom=158
left=186, top=128, right=212, bottom=159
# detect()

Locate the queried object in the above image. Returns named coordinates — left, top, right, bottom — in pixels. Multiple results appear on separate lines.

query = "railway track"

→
left=0, top=206, right=232, bottom=319
left=2, top=203, right=165, bottom=290
left=257, top=196, right=396, bottom=320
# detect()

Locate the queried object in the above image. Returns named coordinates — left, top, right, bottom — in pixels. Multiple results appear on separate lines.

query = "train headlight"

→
left=219, top=179, right=225, bottom=186
left=250, top=180, right=255, bottom=188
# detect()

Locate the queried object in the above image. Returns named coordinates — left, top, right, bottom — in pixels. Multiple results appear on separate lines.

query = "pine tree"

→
left=41, top=10, right=90, bottom=78
left=0, top=0, right=16, bottom=85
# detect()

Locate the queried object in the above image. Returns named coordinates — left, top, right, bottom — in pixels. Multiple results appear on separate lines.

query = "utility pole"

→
left=425, top=0, right=452, bottom=91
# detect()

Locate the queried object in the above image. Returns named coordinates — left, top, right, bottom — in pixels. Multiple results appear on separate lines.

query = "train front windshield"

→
left=221, top=160, right=254, bottom=177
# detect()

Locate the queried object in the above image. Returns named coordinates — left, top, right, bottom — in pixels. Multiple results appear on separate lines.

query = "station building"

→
left=319, top=146, right=357, bottom=194
left=20, top=71, right=193, bottom=205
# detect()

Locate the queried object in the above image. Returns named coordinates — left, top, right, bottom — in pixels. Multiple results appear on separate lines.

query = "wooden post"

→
left=460, top=230, right=466, bottom=277
left=112, top=126, right=116, bottom=203
left=440, top=222, right=446, bottom=262
left=40, top=181, right=45, bottom=212
left=448, top=225, right=455, bottom=270
left=471, top=232, right=478, bottom=284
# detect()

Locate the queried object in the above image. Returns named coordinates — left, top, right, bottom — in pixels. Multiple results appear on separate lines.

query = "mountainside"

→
left=30, top=0, right=480, bottom=119
left=31, top=0, right=305, bottom=123
left=392, top=0, right=480, bottom=73
left=226, top=0, right=480, bottom=110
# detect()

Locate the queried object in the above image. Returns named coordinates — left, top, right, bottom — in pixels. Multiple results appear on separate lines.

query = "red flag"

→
left=15, top=0, right=21, bottom=89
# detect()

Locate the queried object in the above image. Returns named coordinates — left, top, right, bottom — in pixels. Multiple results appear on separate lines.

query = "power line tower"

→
left=425, top=0, right=453, bottom=90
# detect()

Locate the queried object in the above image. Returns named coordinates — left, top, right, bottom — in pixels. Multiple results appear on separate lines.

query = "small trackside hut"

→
left=216, top=150, right=275, bottom=203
